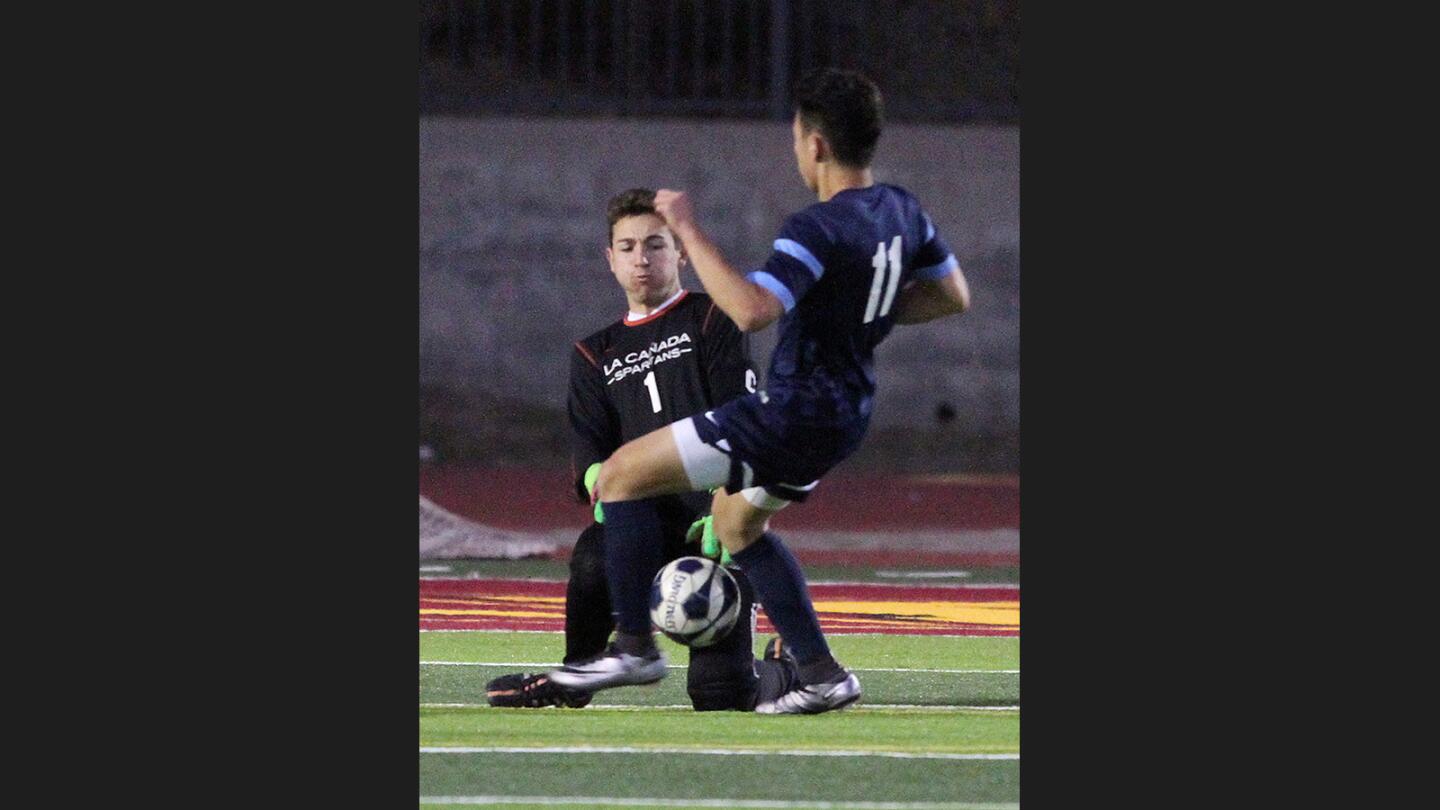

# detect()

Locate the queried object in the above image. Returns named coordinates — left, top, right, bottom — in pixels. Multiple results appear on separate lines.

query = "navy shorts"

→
left=670, top=390, right=868, bottom=506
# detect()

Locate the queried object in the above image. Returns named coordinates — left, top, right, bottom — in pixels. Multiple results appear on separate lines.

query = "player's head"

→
left=791, top=68, right=884, bottom=190
left=605, top=188, right=686, bottom=308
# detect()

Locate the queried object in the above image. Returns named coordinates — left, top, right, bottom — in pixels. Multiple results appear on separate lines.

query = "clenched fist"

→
left=653, top=189, right=696, bottom=231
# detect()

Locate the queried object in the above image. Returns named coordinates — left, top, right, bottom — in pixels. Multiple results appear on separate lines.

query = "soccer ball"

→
left=650, top=556, right=742, bottom=647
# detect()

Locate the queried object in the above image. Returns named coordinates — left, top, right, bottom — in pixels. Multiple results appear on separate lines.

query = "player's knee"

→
left=596, top=454, right=640, bottom=502
left=687, top=647, right=758, bottom=711
left=712, top=510, right=767, bottom=554
left=687, top=572, right=759, bottom=710
left=716, top=525, right=763, bottom=555
left=687, top=677, right=757, bottom=711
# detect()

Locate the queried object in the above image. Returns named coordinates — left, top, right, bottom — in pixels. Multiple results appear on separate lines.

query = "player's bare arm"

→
left=892, top=267, right=971, bottom=325
left=655, top=189, right=785, bottom=332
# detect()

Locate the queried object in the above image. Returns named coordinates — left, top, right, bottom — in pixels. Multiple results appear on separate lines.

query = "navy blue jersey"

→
left=745, top=183, right=958, bottom=427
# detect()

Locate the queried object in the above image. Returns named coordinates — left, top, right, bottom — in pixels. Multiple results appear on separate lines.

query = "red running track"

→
left=420, top=577, right=1019, bottom=637
left=420, top=465, right=1019, bottom=531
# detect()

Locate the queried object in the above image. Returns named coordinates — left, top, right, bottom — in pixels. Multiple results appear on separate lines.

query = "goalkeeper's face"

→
left=606, top=213, right=685, bottom=308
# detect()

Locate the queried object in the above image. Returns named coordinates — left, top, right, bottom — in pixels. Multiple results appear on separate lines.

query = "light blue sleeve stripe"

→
left=773, top=238, right=824, bottom=280
left=914, top=254, right=959, bottom=281
left=924, top=214, right=936, bottom=244
left=746, top=270, right=796, bottom=312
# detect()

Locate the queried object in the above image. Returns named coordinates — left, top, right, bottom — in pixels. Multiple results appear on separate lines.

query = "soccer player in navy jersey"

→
left=487, top=188, right=801, bottom=711
left=549, top=69, right=971, bottom=714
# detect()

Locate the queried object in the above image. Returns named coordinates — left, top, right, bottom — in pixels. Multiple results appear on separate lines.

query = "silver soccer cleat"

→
left=754, top=671, right=862, bottom=715
left=546, top=644, right=669, bottom=691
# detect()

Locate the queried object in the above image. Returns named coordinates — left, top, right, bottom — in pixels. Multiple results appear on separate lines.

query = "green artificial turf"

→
left=419, top=630, right=1020, bottom=807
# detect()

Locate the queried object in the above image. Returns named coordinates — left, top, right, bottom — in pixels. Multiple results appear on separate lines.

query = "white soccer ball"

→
left=649, top=556, right=742, bottom=648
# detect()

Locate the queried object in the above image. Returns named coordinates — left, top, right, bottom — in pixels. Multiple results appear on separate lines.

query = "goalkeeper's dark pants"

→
left=563, top=522, right=620, bottom=665
left=563, top=520, right=771, bottom=711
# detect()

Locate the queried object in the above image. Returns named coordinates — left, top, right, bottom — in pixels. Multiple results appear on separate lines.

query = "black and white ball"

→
left=649, top=556, right=742, bottom=647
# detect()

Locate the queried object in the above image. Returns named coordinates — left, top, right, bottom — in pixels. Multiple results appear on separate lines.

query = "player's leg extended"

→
left=592, top=423, right=695, bottom=503
left=549, top=424, right=696, bottom=691
left=595, top=424, right=696, bottom=645
left=711, top=489, right=830, bottom=666
left=712, top=488, right=862, bottom=714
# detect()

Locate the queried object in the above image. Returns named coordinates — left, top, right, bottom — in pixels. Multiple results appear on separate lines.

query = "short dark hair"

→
left=606, top=187, right=658, bottom=243
left=793, top=68, right=884, bottom=168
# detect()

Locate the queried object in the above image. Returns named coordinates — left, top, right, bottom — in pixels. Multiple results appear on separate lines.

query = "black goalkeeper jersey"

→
left=567, top=290, right=756, bottom=509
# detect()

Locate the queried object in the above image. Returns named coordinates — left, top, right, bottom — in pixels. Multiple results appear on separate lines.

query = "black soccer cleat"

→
left=762, top=636, right=796, bottom=665
left=753, top=637, right=802, bottom=710
left=486, top=672, right=594, bottom=708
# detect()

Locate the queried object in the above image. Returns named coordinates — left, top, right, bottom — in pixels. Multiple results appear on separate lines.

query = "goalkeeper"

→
left=486, top=189, right=798, bottom=710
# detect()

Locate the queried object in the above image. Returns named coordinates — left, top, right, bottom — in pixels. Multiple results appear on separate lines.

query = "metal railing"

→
left=419, top=0, right=1019, bottom=122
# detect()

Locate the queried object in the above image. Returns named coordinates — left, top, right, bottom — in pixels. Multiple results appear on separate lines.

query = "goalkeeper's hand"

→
left=584, top=462, right=604, bottom=524
left=686, top=515, right=732, bottom=566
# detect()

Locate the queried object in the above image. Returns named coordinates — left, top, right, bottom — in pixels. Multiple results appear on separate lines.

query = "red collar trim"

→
left=623, top=290, right=688, bottom=327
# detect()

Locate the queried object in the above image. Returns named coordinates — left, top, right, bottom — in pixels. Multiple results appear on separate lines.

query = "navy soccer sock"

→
left=731, top=532, right=841, bottom=682
left=599, top=499, right=664, bottom=650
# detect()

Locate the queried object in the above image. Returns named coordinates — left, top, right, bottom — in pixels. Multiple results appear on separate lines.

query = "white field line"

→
left=421, top=703, right=1017, bottom=712
left=420, top=633, right=1019, bottom=640
left=419, top=798, right=1017, bottom=809
left=421, top=577, right=1017, bottom=590
left=420, top=630, right=1020, bottom=638
left=796, top=581, right=1019, bottom=589
left=419, top=746, right=1018, bottom=761
left=420, top=661, right=1017, bottom=674
left=420, top=629, right=562, bottom=634
left=418, top=575, right=557, bottom=579
left=874, top=570, right=971, bottom=579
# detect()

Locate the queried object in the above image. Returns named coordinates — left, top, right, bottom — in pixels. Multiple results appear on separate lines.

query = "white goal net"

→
left=419, top=496, right=562, bottom=559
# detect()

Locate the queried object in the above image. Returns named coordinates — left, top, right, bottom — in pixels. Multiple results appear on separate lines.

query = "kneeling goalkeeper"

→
left=486, top=188, right=797, bottom=710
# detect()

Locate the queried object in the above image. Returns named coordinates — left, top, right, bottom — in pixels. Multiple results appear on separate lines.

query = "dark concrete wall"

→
left=420, top=116, right=1018, bottom=471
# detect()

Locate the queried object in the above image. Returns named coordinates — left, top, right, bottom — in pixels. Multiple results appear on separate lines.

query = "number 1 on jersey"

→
left=864, top=235, right=903, bottom=323
left=642, top=370, right=662, bottom=413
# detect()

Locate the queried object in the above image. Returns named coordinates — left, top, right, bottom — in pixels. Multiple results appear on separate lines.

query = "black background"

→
left=63, top=2, right=1328, bottom=806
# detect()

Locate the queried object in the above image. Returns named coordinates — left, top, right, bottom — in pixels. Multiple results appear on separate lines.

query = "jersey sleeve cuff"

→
left=914, top=254, right=959, bottom=282
left=773, top=238, right=825, bottom=280
left=746, top=270, right=797, bottom=312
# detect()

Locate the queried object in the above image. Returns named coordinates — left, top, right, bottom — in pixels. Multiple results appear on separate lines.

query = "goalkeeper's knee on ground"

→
left=687, top=655, right=757, bottom=711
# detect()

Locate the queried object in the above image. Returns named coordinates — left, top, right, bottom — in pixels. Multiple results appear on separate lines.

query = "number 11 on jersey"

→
left=865, top=235, right=903, bottom=323
left=642, top=370, right=662, bottom=413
